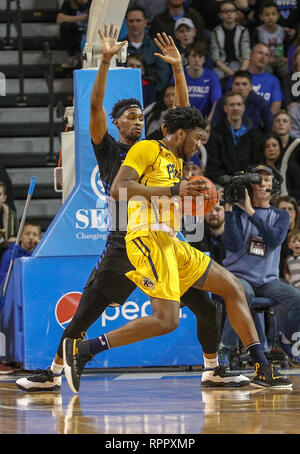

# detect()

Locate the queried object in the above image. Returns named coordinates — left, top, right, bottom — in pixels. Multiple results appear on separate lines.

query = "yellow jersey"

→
left=121, top=140, right=183, bottom=242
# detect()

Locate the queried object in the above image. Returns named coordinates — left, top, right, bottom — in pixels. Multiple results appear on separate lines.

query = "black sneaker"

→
left=201, top=365, right=250, bottom=388
left=251, top=363, right=293, bottom=388
left=63, top=338, right=94, bottom=393
left=16, top=367, right=62, bottom=392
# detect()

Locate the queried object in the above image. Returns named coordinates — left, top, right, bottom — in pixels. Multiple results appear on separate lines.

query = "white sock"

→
left=50, top=360, right=64, bottom=375
left=204, top=355, right=218, bottom=369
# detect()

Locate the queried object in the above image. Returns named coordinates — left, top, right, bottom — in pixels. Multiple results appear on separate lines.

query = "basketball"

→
left=181, top=176, right=218, bottom=216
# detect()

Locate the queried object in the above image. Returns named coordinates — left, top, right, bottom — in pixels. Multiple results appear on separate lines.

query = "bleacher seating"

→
left=0, top=0, right=73, bottom=231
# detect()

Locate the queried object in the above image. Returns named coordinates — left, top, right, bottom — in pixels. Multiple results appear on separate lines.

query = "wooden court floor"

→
left=0, top=368, right=300, bottom=435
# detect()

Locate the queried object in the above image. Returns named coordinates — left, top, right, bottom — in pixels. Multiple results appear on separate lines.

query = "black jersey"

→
left=92, top=128, right=164, bottom=248
left=92, top=132, right=131, bottom=248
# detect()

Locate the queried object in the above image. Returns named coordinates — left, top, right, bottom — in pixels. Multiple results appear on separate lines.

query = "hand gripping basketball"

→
left=180, top=176, right=218, bottom=216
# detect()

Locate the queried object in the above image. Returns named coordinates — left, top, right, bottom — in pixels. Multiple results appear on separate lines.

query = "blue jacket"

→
left=0, top=242, right=32, bottom=284
left=211, top=90, right=273, bottom=131
left=222, top=207, right=289, bottom=286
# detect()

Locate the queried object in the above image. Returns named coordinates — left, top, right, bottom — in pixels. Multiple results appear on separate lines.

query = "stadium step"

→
left=0, top=77, right=73, bottom=107
left=7, top=167, right=60, bottom=199
left=0, top=22, right=61, bottom=50
left=0, top=107, right=64, bottom=137
left=1, top=49, right=70, bottom=78
left=14, top=198, right=62, bottom=231
left=0, top=137, right=61, bottom=167
left=0, top=0, right=71, bottom=231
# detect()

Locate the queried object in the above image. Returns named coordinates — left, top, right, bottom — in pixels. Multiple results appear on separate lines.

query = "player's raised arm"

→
left=154, top=32, right=189, bottom=108
left=89, top=24, right=127, bottom=145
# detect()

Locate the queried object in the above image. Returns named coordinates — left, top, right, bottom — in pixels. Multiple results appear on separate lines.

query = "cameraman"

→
left=219, top=165, right=300, bottom=366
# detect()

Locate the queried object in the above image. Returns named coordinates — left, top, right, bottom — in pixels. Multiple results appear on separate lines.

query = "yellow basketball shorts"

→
left=125, top=230, right=211, bottom=302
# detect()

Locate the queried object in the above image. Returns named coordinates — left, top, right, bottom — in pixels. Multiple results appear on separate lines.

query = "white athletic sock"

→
left=203, top=355, right=218, bottom=369
left=50, top=360, right=64, bottom=375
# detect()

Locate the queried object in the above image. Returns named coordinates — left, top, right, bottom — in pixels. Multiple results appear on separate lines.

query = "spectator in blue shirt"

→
left=178, top=41, right=222, bottom=121
left=245, top=42, right=282, bottom=113
left=227, top=43, right=283, bottom=115
left=0, top=221, right=41, bottom=285
left=212, top=70, right=273, bottom=131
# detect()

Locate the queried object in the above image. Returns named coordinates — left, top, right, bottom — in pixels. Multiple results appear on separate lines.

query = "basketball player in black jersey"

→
left=16, top=24, right=250, bottom=392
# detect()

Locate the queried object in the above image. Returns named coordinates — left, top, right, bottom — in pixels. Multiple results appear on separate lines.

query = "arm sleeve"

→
left=211, top=98, right=225, bottom=127
left=249, top=209, right=290, bottom=249
left=261, top=99, right=274, bottom=131
left=0, top=249, right=11, bottom=284
left=210, top=73, right=222, bottom=104
left=92, top=131, right=117, bottom=160
left=240, top=28, right=251, bottom=60
left=271, top=75, right=283, bottom=103
left=121, top=141, right=159, bottom=179
left=205, top=134, right=227, bottom=183
left=222, top=210, right=245, bottom=252
left=60, top=1, right=71, bottom=14
left=210, top=30, right=221, bottom=62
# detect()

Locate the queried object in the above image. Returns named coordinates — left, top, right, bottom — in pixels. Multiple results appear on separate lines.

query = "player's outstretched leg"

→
left=196, top=260, right=293, bottom=389
left=182, top=288, right=250, bottom=387
left=16, top=282, right=113, bottom=392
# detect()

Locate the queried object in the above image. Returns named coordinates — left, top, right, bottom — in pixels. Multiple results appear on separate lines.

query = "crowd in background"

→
left=2, top=0, right=300, bottom=372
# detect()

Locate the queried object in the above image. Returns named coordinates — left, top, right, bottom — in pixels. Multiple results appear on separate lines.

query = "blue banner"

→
left=34, top=68, right=144, bottom=257
left=0, top=69, right=204, bottom=369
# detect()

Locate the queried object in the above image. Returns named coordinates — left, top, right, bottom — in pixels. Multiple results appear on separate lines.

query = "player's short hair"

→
left=164, top=106, right=208, bottom=134
left=110, top=98, right=143, bottom=120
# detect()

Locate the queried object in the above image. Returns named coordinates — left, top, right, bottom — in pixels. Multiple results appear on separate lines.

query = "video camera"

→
left=219, top=171, right=262, bottom=204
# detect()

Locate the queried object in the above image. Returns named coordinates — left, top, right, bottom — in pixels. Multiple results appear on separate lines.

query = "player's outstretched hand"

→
left=98, top=23, right=127, bottom=59
left=154, top=32, right=181, bottom=66
left=179, top=179, right=209, bottom=198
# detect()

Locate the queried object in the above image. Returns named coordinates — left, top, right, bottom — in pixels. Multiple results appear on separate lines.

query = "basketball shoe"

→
left=201, top=365, right=250, bottom=388
left=251, top=363, right=293, bottom=388
left=16, top=367, right=62, bottom=391
left=63, top=338, right=94, bottom=393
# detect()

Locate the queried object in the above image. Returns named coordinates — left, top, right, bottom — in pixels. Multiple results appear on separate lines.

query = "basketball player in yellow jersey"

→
left=123, top=137, right=212, bottom=303
left=63, top=106, right=292, bottom=392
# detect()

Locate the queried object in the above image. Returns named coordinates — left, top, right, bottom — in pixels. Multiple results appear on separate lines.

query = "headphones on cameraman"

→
left=247, top=164, right=283, bottom=196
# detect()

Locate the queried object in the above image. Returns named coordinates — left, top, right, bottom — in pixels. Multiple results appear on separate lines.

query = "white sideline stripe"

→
left=113, top=369, right=300, bottom=381
left=115, top=372, right=205, bottom=380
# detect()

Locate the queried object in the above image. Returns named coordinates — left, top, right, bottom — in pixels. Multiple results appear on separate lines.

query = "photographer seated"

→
left=219, top=165, right=300, bottom=367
